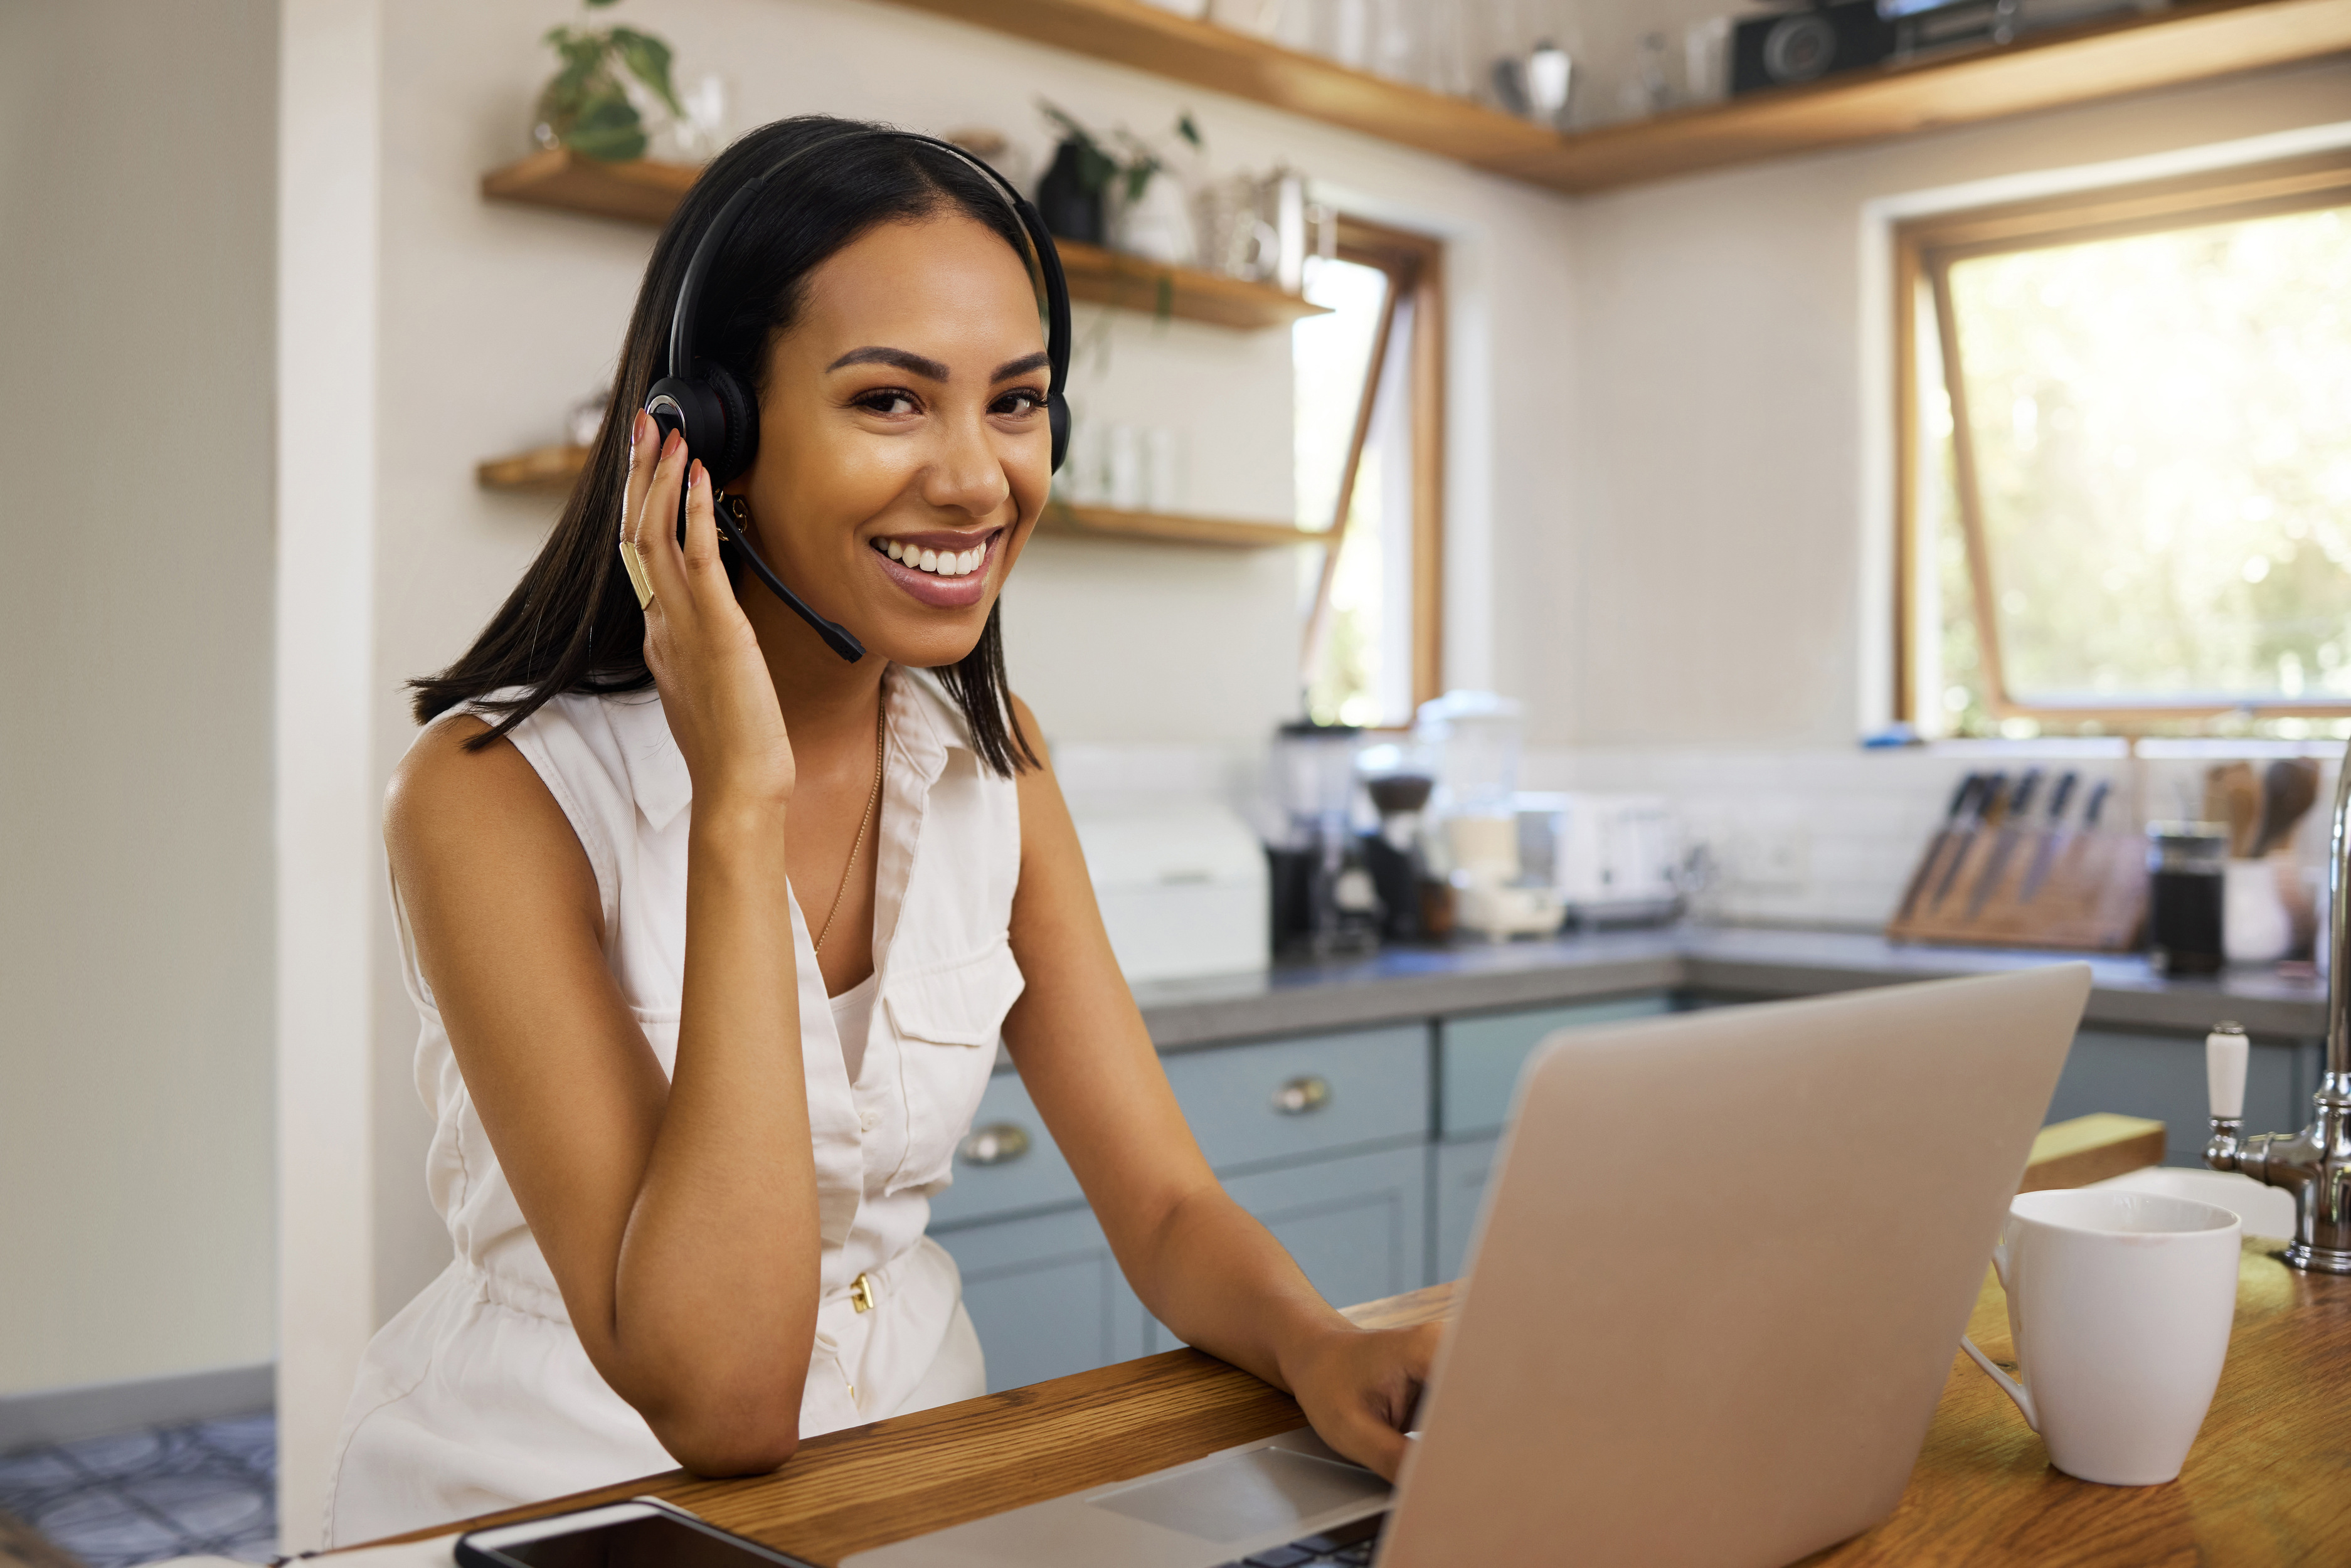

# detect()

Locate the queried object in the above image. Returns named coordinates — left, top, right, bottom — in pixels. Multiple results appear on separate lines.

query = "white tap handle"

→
left=2207, top=1024, right=2248, bottom=1121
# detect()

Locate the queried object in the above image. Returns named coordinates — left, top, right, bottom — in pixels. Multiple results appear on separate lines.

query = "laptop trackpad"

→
left=1088, top=1447, right=1390, bottom=1545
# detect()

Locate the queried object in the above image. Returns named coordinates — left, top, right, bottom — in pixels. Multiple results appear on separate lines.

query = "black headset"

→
left=642, top=128, right=1073, bottom=664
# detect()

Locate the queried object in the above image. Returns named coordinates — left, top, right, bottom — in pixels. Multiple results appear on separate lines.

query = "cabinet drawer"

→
left=1162, top=1025, right=1431, bottom=1172
left=927, top=1069, right=1083, bottom=1230
left=937, top=1204, right=1147, bottom=1392
left=1441, top=994, right=1673, bottom=1137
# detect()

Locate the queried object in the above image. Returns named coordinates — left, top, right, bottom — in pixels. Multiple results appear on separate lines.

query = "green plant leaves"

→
left=566, top=91, right=648, bottom=161
left=608, top=26, right=683, bottom=117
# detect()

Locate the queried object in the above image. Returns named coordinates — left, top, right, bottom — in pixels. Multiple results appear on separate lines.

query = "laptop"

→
left=845, top=965, right=2092, bottom=1568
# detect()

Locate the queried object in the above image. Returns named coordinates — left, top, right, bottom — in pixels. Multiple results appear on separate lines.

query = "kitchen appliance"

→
left=1069, top=797, right=1268, bottom=983
left=1270, top=722, right=1381, bottom=956
left=1357, top=742, right=1439, bottom=942
left=1731, top=1, right=1896, bottom=93
left=1446, top=814, right=1564, bottom=940
left=1514, top=792, right=1682, bottom=928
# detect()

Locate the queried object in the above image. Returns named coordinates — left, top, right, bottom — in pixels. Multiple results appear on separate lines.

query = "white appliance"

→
left=1514, top=792, right=1682, bottom=926
left=1068, top=798, right=1269, bottom=983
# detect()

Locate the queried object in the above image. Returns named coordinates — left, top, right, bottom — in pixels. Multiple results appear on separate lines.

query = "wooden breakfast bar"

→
left=376, top=1230, right=2351, bottom=1567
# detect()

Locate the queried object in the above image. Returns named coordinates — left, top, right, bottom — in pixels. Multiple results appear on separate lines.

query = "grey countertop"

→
left=1129, top=925, right=2330, bottom=1050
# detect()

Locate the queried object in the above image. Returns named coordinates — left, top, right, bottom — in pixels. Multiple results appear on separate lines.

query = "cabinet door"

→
left=1440, top=994, right=1674, bottom=1138
left=2049, top=1029, right=2317, bottom=1167
left=1160, top=1025, right=1431, bottom=1173
left=1432, top=1136, right=1500, bottom=1286
left=1145, top=1145, right=1428, bottom=1353
left=926, top=1067, right=1083, bottom=1231
left=935, top=1204, right=1146, bottom=1392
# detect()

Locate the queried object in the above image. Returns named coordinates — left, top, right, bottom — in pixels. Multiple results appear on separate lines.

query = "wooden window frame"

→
left=1894, top=149, right=2351, bottom=729
left=1301, top=215, right=1447, bottom=720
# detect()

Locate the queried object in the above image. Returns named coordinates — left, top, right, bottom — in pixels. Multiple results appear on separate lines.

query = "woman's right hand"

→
left=623, top=413, right=796, bottom=812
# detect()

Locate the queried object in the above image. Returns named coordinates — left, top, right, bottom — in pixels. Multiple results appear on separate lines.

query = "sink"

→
left=2086, top=1165, right=2300, bottom=1239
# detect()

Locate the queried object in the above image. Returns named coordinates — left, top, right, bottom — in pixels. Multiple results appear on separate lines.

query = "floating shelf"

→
left=480, top=149, right=1323, bottom=331
left=475, top=443, right=1324, bottom=548
left=1038, top=503, right=1322, bottom=548
left=877, top=0, right=2351, bottom=193
left=476, top=442, right=588, bottom=495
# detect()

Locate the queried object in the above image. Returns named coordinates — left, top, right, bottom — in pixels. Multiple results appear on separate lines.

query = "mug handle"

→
left=1960, top=1230, right=2039, bottom=1430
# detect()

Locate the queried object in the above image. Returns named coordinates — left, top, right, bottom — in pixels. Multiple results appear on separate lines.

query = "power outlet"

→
left=1729, top=822, right=1810, bottom=892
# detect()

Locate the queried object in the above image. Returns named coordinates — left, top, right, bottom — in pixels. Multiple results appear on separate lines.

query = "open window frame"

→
left=1300, top=215, right=1447, bottom=724
left=1894, top=149, right=2351, bottom=732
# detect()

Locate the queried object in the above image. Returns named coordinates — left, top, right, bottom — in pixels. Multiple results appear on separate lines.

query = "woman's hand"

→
left=1283, top=1320, right=1445, bottom=1481
left=624, top=413, right=795, bottom=811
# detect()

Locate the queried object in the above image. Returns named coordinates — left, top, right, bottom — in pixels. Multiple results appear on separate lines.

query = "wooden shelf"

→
left=475, top=445, right=1324, bottom=548
left=1054, top=238, right=1325, bottom=329
left=1039, top=502, right=1322, bottom=548
left=877, top=0, right=2351, bottom=193
left=481, top=149, right=1324, bottom=331
left=477, top=442, right=588, bottom=495
left=480, top=146, right=697, bottom=223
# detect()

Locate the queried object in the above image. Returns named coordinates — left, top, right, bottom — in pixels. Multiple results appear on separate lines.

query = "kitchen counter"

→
left=364, top=1237, right=2351, bottom=1566
left=1130, top=925, right=2331, bottom=1050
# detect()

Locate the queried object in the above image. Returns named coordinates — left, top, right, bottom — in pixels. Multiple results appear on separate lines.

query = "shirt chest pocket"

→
left=879, top=941, right=1026, bottom=1196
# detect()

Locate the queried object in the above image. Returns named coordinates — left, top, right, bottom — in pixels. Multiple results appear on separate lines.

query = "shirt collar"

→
left=603, top=665, right=967, bottom=834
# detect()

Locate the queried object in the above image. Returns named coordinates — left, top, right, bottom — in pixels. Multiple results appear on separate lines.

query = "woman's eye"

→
left=857, top=389, right=919, bottom=416
left=993, top=389, right=1044, bottom=416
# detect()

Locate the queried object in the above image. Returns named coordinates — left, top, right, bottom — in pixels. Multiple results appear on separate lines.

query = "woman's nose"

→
left=918, top=411, right=1014, bottom=517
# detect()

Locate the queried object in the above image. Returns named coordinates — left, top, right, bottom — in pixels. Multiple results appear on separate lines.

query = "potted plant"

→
left=1035, top=102, right=1202, bottom=264
left=533, top=0, right=684, bottom=162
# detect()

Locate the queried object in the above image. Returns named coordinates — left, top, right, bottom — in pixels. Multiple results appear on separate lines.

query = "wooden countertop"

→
left=377, top=1242, right=2348, bottom=1566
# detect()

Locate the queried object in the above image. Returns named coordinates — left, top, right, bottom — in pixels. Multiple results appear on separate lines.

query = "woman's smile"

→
left=868, top=526, right=1002, bottom=607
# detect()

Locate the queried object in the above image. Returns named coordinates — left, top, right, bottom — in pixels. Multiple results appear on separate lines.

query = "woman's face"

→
left=738, top=211, right=1051, bottom=670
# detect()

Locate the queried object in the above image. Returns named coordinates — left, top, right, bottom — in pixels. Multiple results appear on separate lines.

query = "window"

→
left=1293, top=217, right=1445, bottom=728
left=1896, top=152, right=2351, bottom=738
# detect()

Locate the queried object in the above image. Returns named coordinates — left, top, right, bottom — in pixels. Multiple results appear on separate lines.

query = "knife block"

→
left=1884, top=828, right=2146, bottom=951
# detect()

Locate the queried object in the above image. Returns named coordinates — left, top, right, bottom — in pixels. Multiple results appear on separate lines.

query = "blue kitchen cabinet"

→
left=1159, top=1024, right=1431, bottom=1172
left=1431, top=1136, right=1499, bottom=1285
left=1440, top=994, right=1676, bottom=1137
left=938, top=1200, right=1147, bottom=1394
left=1144, top=1143, right=1429, bottom=1353
left=2046, top=1027, right=2321, bottom=1167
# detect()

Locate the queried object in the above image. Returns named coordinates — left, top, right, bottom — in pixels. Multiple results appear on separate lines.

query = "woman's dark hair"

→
left=411, top=115, right=1040, bottom=775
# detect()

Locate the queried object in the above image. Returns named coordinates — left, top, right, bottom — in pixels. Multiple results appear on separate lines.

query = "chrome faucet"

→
left=2204, top=741, right=2351, bottom=1274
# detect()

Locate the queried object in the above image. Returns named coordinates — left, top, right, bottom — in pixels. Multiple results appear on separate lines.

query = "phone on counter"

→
left=456, top=1499, right=820, bottom=1568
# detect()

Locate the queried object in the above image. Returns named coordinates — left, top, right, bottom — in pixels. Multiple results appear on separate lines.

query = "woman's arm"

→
left=385, top=424, right=817, bottom=1475
left=999, top=697, right=1441, bottom=1480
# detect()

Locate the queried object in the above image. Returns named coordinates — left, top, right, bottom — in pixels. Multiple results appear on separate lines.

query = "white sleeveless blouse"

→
left=324, top=665, right=1022, bottom=1545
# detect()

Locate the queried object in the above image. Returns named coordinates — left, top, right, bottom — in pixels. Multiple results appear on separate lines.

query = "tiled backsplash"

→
left=1050, top=736, right=2345, bottom=935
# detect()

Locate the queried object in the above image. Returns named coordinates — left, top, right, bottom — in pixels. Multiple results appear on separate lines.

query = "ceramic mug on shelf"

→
left=1960, top=1188, right=2241, bottom=1486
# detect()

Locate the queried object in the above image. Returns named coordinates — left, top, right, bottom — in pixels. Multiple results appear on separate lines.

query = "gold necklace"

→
left=812, top=695, right=888, bottom=956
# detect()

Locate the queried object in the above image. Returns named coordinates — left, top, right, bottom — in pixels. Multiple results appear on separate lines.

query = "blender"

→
left=1415, top=691, right=1563, bottom=940
left=1268, top=721, right=1381, bottom=956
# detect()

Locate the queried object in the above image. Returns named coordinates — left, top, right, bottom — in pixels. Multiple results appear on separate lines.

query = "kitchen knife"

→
left=1929, top=770, right=2006, bottom=912
left=2015, top=770, right=2080, bottom=905
left=1894, top=773, right=1981, bottom=925
left=1966, top=767, right=2042, bottom=919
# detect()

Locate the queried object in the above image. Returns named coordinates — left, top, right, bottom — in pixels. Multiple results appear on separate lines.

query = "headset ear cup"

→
left=1048, top=394, right=1071, bottom=474
left=706, top=364, right=761, bottom=487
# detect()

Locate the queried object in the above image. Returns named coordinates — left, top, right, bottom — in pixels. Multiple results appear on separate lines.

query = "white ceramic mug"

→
left=1961, top=1188, right=2241, bottom=1485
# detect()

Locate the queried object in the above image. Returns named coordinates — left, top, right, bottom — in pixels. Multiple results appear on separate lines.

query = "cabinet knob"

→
left=958, top=1122, right=1032, bottom=1166
left=1270, top=1075, right=1332, bottom=1116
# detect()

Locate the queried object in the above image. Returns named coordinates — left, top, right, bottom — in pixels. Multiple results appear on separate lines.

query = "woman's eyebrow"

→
left=825, top=346, right=951, bottom=379
left=992, top=351, right=1051, bottom=381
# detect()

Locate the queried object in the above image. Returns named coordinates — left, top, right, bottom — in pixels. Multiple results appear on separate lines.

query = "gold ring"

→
left=617, top=540, right=654, bottom=609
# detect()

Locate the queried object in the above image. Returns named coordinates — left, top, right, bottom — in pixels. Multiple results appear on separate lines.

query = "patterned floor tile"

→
left=0, top=1414, right=277, bottom=1567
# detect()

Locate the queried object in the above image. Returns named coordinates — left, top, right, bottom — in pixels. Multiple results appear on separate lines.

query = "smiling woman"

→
left=326, top=117, right=1438, bottom=1547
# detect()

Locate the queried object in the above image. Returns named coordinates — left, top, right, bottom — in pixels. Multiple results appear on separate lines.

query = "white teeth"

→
left=961, top=548, right=980, bottom=574
left=919, top=549, right=938, bottom=573
left=886, top=540, right=903, bottom=561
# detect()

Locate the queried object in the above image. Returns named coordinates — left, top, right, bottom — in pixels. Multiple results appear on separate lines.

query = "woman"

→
left=326, top=116, right=1436, bottom=1545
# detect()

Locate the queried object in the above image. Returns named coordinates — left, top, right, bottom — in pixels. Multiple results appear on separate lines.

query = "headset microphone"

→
left=641, top=127, right=1075, bottom=664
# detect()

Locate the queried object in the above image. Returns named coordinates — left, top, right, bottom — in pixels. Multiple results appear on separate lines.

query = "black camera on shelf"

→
left=1730, top=1, right=1899, bottom=93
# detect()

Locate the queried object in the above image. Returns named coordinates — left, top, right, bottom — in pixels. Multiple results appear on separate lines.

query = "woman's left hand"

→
left=1283, top=1320, right=1446, bottom=1481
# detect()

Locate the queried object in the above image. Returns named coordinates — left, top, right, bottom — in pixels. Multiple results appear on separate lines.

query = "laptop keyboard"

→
left=1210, top=1510, right=1388, bottom=1567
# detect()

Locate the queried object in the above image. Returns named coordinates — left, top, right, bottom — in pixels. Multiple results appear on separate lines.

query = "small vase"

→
left=1036, top=139, right=1105, bottom=246
left=1111, top=174, right=1198, bottom=267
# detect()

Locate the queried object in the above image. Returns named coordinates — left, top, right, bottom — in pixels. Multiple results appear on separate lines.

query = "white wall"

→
left=0, top=1, right=279, bottom=1396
